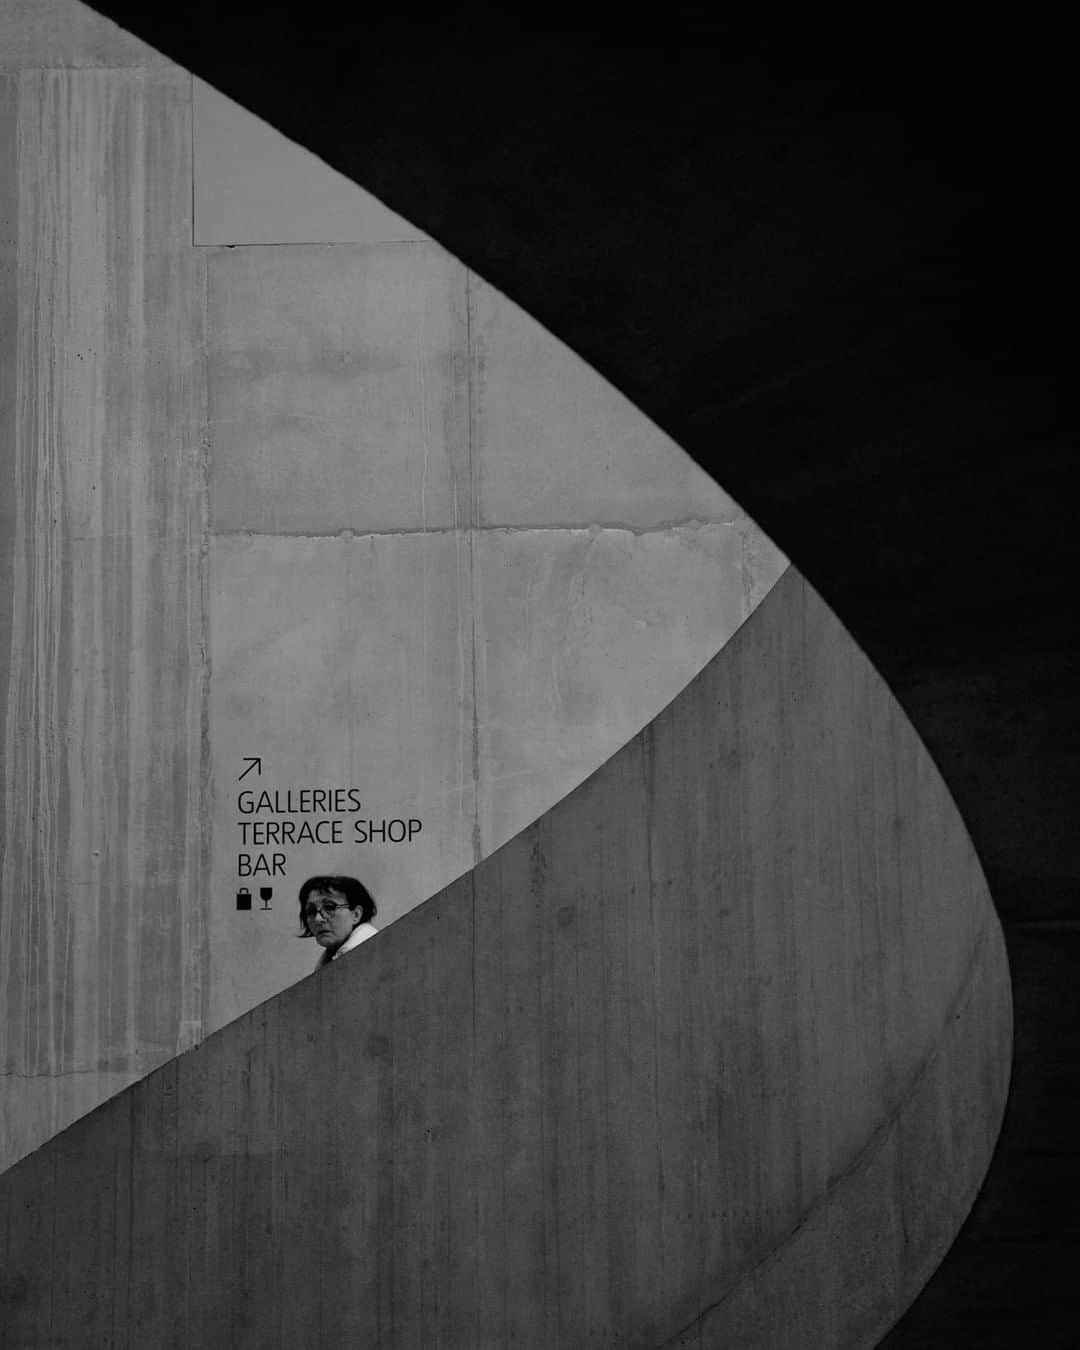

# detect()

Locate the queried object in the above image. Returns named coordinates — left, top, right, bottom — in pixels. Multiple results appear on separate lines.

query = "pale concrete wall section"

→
left=209, top=531, right=476, bottom=1024
left=193, top=79, right=429, bottom=245
left=0, top=68, right=207, bottom=1173
left=207, top=244, right=470, bottom=533
left=0, top=75, right=16, bottom=738
left=0, top=571, right=1012, bottom=1348
left=0, top=0, right=176, bottom=69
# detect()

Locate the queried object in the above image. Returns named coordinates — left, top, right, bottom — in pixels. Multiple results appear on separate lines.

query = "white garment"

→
left=315, top=921, right=379, bottom=970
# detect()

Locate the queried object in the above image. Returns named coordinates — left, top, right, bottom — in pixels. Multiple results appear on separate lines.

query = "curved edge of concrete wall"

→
left=0, top=567, right=1012, bottom=1349
left=661, top=909, right=1012, bottom=1349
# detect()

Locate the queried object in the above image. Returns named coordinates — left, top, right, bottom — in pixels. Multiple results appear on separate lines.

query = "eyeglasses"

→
left=303, top=900, right=347, bottom=920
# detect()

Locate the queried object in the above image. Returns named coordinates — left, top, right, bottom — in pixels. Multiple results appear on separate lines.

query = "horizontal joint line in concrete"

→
left=0, top=1067, right=125, bottom=1079
left=0, top=65, right=181, bottom=74
left=194, top=239, right=431, bottom=250
left=213, top=520, right=742, bottom=541
left=481, top=518, right=742, bottom=534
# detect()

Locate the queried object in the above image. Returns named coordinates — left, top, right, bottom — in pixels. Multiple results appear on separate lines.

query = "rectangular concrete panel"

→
left=0, top=68, right=206, bottom=1173
left=207, top=244, right=470, bottom=534
left=473, top=523, right=755, bottom=857
left=193, top=78, right=430, bottom=246
left=470, top=274, right=741, bottom=527
left=208, top=531, right=476, bottom=1027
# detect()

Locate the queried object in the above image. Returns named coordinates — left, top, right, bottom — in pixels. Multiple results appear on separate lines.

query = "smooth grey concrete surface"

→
left=661, top=917, right=1011, bottom=1349
left=0, top=65, right=207, bottom=1173
left=193, top=78, right=429, bottom=245
left=1, top=75, right=15, bottom=710
left=207, top=243, right=471, bottom=534
left=0, top=569, right=1011, bottom=1348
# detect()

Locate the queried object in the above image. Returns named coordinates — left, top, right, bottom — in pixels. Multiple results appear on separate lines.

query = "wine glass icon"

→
left=259, top=887, right=273, bottom=910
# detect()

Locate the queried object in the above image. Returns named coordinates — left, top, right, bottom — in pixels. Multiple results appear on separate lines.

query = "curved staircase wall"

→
left=0, top=567, right=1012, bottom=1348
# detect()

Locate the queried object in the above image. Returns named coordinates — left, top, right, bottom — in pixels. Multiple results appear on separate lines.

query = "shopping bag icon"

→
left=236, top=887, right=252, bottom=910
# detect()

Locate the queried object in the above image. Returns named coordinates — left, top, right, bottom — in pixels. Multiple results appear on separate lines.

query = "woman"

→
left=297, top=874, right=379, bottom=970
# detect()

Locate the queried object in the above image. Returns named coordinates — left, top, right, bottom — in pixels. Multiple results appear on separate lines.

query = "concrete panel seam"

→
left=210, top=521, right=750, bottom=540
left=466, top=267, right=481, bottom=866
left=735, top=516, right=758, bottom=614
left=467, top=518, right=745, bottom=534
left=187, top=243, right=212, bottom=1052
left=0, top=1066, right=114, bottom=1079
left=193, top=239, right=435, bottom=251
left=189, top=71, right=194, bottom=248
left=0, top=65, right=177, bottom=74
left=642, top=718, right=670, bottom=1273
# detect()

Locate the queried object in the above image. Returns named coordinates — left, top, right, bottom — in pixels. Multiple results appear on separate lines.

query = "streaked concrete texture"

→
left=661, top=918, right=1010, bottom=1349
left=1, top=75, right=16, bottom=672
left=207, top=244, right=471, bottom=533
left=209, top=531, right=476, bottom=1025
left=0, top=0, right=175, bottom=68
left=0, top=67, right=207, bottom=1170
left=193, top=77, right=429, bottom=246
left=0, top=570, right=1012, bottom=1348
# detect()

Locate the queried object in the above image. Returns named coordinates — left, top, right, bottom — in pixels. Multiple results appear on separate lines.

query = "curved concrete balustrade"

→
left=0, top=568, right=1011, bottom=1349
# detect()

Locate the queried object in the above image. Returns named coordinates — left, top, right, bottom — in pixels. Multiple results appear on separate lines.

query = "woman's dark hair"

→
left=296, top=875, right=377, bottom=938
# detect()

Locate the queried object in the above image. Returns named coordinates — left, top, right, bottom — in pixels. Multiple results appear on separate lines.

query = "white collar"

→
left=327, top=920, right=378, bottom=961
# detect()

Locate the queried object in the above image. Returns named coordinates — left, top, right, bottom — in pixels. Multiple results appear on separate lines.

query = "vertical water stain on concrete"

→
left=0, top=69, right=207, bottom=1171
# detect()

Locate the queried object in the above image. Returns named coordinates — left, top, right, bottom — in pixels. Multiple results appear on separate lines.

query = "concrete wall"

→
left=203, top=232, right=781, bottom=1029
left=0, top=569, right=1012, bottom=1348
left=1, top=6, right=785, bottom=1170
left=0, top=59, right=208, bottom=1171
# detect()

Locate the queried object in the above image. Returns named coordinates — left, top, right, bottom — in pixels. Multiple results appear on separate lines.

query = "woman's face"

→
left=304, top=887, right=360, bottom=950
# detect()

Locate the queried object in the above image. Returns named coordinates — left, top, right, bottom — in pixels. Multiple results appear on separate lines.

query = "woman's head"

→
left=297, top=875, right=377, bottom=950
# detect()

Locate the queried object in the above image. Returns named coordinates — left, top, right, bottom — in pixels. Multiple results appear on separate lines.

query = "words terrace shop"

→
left=236, top=787, right=423, bottom=877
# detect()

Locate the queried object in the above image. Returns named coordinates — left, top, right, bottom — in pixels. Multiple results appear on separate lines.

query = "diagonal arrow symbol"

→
left=238, top=756, right=262, bottom=782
